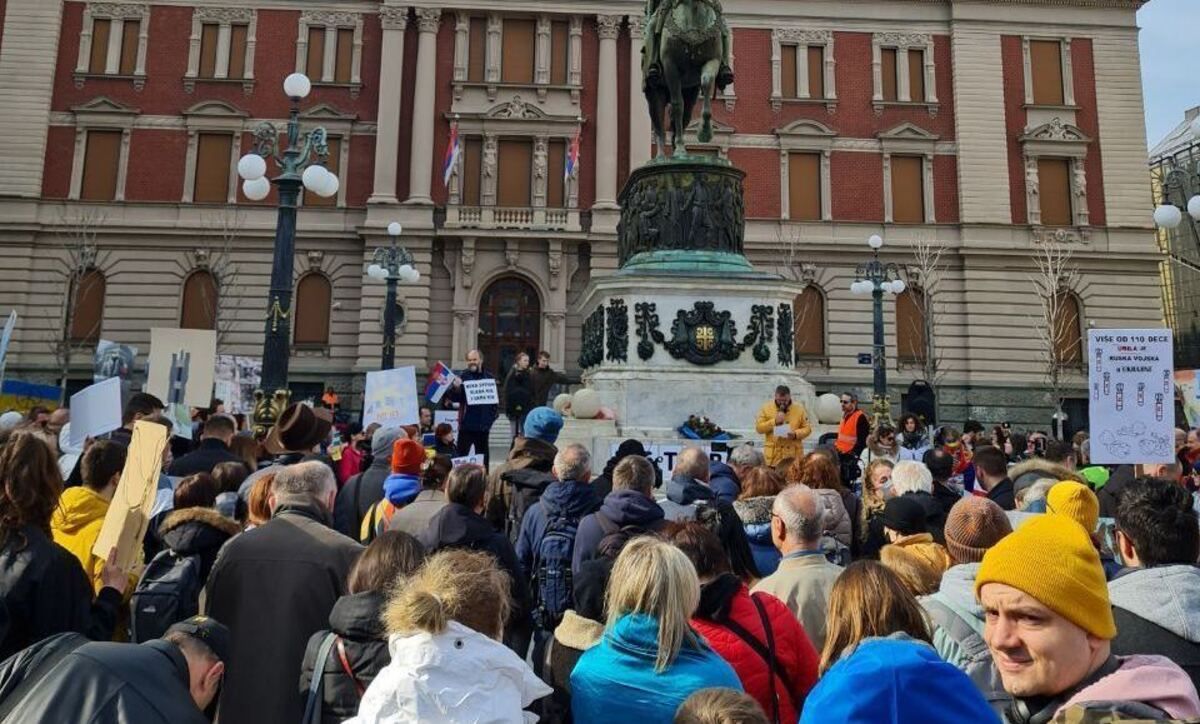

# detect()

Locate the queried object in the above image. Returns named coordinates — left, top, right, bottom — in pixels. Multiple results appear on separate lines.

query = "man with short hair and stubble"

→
left=204, top=461, right=361, bottom=724
left=529, top=350, right=570, bottom=408
left=167, top=415, right=240, bottom=477
left=1109, top=477, right=1200, bottom=691
left=972, top=445, right=1015, bottom=511
left=573, top=454, right=666, bottom=573
left=445, top=349, right=499, bottom=468
left=752, top=484, right=841, bottom=650
left=1043, top=438, right=1077, bottom=472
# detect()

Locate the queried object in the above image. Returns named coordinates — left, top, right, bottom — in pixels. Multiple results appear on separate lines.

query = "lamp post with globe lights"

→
left=367, top=222, right=421, bottom=370
left=1153, top=115, right=1200, bottom=243
left=236, top=72, right=340, bottom=435
left=850, top=234, right=907, bottom=426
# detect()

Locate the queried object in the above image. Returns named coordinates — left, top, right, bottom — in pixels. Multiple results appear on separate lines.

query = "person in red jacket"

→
left=666, top=521, right=819, bottom=724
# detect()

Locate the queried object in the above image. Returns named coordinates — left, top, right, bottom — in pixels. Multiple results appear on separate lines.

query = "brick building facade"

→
left=0, top=0, right=1162, bottom=429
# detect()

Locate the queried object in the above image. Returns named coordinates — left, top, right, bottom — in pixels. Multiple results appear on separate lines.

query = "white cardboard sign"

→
left=145, top=328, right=217, bottom=408
left=464, top=378, right=499, bottom=406
left=433, top=410, right=459, bottom=436
left=69, top=376, right=123, bottom=447
left=1088, top=328, right=1174, bottom=465
left=363, top=366, right=420, bottom=429
left=452, top=445, right=484, bottom=468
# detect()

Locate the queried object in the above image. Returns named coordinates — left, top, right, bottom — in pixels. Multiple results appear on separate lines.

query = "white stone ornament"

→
left=571, top=388, right=601, bottom=419
left=552, top=393, right=572, bottom=414
left=242, top=177, right=270, bottom=201
left=816, top=393, right=842, bottom=424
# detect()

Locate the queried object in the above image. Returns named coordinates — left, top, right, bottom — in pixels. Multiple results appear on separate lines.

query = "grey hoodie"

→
left=1109, top=565, right=1200, bottom=643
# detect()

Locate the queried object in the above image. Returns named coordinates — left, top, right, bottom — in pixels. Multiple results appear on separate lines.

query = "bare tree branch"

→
left=1029, top=241, right=1081, bottom=437
left=50, top=208, right=107, bottom=404
left=902, top=238, right=948, bottom=421
left=202, top=209, right=246, bottom=355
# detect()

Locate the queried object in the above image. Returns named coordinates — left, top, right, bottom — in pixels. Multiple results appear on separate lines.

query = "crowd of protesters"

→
left=1, top=387, right=1200, bottom=724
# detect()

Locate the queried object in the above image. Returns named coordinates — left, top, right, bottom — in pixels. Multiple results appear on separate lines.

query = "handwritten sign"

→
left=451, top=445, right=485, bottom=468
left=1088, top=328, right=1174, bottom=465
left=608, top=441, right=750, bottom=480
left=433, top=410, right=459, bottom=436
left=69, top=377, right=123, bottom=447
left=146, top=328, right=216, bottom=408
left=363, top=366, right=419, bottom=428
left=464, top=378, right=499, bottom=406
left=92, top=420, right=168, bottom=573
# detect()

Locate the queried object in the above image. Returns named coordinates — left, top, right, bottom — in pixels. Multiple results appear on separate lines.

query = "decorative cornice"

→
left=627, top=14, right=644, bottom=40
left=72, top=96, right=140, bottom=116
left=379, top=6, right=408, bottom=31
left=873, top=32, right=932, bottom=48
left=878, top=122, right=940, bottom=142
left=597, top=15, right=622, bottom=40
left=300, top=10, right=358, bottom=28
left=1020, top=117, right=1092, bottom=144
left=183, top=99, right=248, bottom=118
left=87, top=2, right=148, bottom=19
left=414, top=7, right=441, bottom=33
left=776, top=118, right=837, bottom=138
left=194, top=6, right=254, bottom=24
left=773, top=28, right=831, bottom=44
left=486, top=95, right=550, bottom=120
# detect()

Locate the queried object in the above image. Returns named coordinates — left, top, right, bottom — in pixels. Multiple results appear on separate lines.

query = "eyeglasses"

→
left=840, top=399, right=853, bottom=405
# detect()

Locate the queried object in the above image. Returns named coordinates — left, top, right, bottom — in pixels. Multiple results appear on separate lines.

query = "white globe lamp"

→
left=283, top=73, right=311, bottom=100
left=237, top=153, right=266, bottom=181
left=891, top=279, right=907, bottom=295
left=868, top=234, right=884, bottom=250
left=1154, top=204, right=1184, bottom=229
left=1188, top=195, right=1200, bottom=222
left=302, top=164, right=328, bottom=192
left=315, top=172, right=339, bottom=198
left=242, top=176, right=270, bottom=201
left=387, top=222, right=402, bottom=237
left=367, top=264, right=386, bottom=280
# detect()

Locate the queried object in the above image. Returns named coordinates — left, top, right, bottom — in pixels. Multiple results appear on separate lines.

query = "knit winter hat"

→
left=524, top=406, right=564, bottom=444
left=975, top=514, right=1115, bottom=639
left=371, top=426, right=404, bottom=458
left=943, top=497, right=1012, bottom=564
left=391, top=438, right=426, bottom=475
left=1046, top=480, right=1100, bottom=533
left=882, top=496, right=928, bottom=536
left=1079, top=466, right=1111, bottom=491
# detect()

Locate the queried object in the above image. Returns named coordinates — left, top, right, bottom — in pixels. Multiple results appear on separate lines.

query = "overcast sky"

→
left=1139, top=0, right=1199, bottom=149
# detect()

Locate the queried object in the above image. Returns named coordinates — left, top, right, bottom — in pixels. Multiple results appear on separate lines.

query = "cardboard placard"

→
left=363, top=366, right=420, bottom=428
left=93, top=340, right=138, bottom=384
left=463, top=378, right=499, bottom=406
left=433, top=410, right=459, bottom=436
left=1088, top=328, right=1174, bottom=465
left=69, top=377, right=123, bottom=447
left=92, top=420, right=168, bottom=573
left=451, top=445, right=484, bottom=468
left=145, top=328, right=216, bottom=408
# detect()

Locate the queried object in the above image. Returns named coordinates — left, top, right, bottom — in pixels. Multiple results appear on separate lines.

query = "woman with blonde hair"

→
left=570, top=537, right=741, bottom=723
left=786, top=454, right=858, bottom=551
left=859, top=459, right=894, bottom=559
left=818, top=560, right=931, bottom=675
left=345, top=548, right=549, bottom=723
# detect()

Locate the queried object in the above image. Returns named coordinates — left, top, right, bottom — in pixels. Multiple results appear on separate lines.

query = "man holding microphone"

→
left=755, top=385, right=811, bottom=467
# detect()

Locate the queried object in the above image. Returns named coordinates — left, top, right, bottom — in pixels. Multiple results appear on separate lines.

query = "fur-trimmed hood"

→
left=733, top=496, right=775, bottom=526
left=553, top=610, right=604, bottom=652
left=158, top=506, right=241, bottom=557
left=1008, top=458, right=1084, bottom=493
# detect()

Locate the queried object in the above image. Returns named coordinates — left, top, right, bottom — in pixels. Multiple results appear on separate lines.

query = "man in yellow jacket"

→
left=52, top=440, right=128, bottom=593
left=755, top=385, right=812, bottom=467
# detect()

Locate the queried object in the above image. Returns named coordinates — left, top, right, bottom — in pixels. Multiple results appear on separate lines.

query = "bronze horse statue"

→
left=644, top=0, right=732, bottom=159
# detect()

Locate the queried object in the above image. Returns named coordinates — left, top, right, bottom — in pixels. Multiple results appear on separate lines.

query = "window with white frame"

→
left=1024, top=37, right=1075, bottom=107
left=1019, top=117, right=1092, bottom=231
left=775, top=118, right=835, bottom=222
left=295, top=11, right=363, bottom=94
left=74, top=3, right=149, bottom=89
left=771, top=29, right=835, bottom=111
left=879, top=122, right=938, bottom=224
left=454, top=13, right=583, bottom=103
left=182, top=100, right=246, bottom=204
left=69, top=97, right=137, bottom=202
left=297, top=104, right=354, bottom=209
left=871, top=32, right=937, bottom=112
left=185, top=7, right=256, bottom=93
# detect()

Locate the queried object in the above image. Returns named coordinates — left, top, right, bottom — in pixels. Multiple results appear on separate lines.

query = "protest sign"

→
left=608, top=440, right=747, bottom=480
left=452, top=445, right=485, bottom=468
left=0, top=310, right=16, bottom=384
left=1088, top=328, right=1174, bottom=465
left=363, top=366, right=419, bottom=428
left=1177, top=369, right=1200, bottom=429
left=92, top=420, right=168, bottom=573
left=433, top=410, right=459, bottom=436
left=93, top=340, right=138, bottom=384
left=69, top=377, right=123, bottom=447
left=464, top=378, right=499, bottom=406
left=146, top=328, right=216, bottom=408
left=214, top=355, right=261, bottom=414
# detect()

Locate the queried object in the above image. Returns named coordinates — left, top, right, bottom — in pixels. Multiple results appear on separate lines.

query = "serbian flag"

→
left=442, top=122, right=461, bottom=187
left=565, top=128, right=581, bottom=180
left=425, top=361, right=455, bottom=404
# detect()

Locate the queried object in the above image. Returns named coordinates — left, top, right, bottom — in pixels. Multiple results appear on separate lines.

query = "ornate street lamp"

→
left=366, top=222, right=420, bottom=370
left=237, top=72, right=340, bottom=436
left=1153, top=116, right=1200, bottom=240
left=850, top=234, right=907, bottom=427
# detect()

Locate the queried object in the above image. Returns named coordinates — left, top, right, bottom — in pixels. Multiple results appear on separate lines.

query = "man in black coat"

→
left=972, top=445, right=1015, bottom=511
left=205, top=461, right=362, bottom=724
left=333, top=426, right=402, bottom=537
left=419, top=463, right=533, bottom=656
left=167, top=415, right=241, bottom=477
left=573, top=454, right=665, bottom=573
left=1109, top=477, right=1200, bottom=691
left=444, top=349, right=499, bottom=468
left=0, top=616, right=228, bottom=723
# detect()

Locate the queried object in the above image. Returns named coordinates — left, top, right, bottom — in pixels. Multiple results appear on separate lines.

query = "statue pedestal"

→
left=573, top=271, right=817, bottom=442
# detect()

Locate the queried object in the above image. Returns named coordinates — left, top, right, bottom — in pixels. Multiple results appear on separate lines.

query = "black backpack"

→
left=532, top=515, right=579, bottom=630
left=131, top=549, right=204, bottom=643
left=593, top=512, right=651, bottom=560
left=502, top=469, right=555, bottom=546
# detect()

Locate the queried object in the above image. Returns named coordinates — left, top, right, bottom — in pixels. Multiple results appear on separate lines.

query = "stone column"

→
left=593, top=15, right=621, bottom=209
left=369, top=6, right=407, bottom=206
left=406, top=8, right=441, bottom=205
left=628, top=16, right=652, bottom=167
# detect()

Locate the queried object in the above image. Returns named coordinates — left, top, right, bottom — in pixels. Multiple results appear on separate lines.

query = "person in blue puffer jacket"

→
left=570, top=537, right=741, bottom=724
left=731, top=467, right=786, bottom=577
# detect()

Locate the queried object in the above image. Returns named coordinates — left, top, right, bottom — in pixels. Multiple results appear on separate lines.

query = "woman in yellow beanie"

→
left=976, top=514, right=1200, bottom=722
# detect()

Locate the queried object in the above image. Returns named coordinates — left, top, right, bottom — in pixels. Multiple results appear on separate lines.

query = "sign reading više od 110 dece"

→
left=1088, top=328, right=1174, bottom=465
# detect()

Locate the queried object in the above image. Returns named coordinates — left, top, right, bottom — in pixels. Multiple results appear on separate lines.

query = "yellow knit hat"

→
left=1046, top=481, right=1100, bottom=533
left=975, top=514, right=1115, bottom=639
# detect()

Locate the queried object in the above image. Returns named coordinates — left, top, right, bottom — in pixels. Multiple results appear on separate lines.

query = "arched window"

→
left=896, top=288, right=928, bottom=365
left=1053, top=292, right=1084, bottom=367
left=70, top=269, right=105, bottom=344
left=180, top=270, right=219, bottom=330
left=294, top=272, right=332, bottom=347
left=478, top=276, right=541, bottom=378
left=793, top=286, right=825, bottom=358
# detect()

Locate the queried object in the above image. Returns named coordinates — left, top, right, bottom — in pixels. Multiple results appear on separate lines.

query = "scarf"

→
left=383, top=472, right=421, bottom=506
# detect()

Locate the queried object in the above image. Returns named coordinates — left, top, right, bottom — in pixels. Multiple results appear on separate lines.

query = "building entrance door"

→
left=477, top=276, right=541, bottom=380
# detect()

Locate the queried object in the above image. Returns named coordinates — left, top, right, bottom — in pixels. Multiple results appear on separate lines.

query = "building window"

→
left=771, top=29, right=834, bottom=108
left=186, top=9, right=256, bottom=91
left=468, top=17, right=486, bottom=82
left=304, top=137, right=342, bottom=207
left=872, top=33, right=936, bottom=109
left=787, top=153, right=822, bottom=222
left=80, top=130, right=122, bottom=201
left=881, top=48, right=899, bottom=102
left=1030, top=40, right=1065, bottom=106
left=550, top=20, right=569, bottom=84
left=547, top=139, right=566, bottom=208
left=891, top=155, right=925, bottom=224
left=1053, top=292, right=1084, bottom=367
left=70, top=269, right=105, bottom=344
left=198, top=23, right=249, bottom=78
left=908, top=49, right=925, bottom=102
left=1038, top=158, right=1073, bottom=227
left=76, top=4, right=148, bottom=86
left=294, top=272, right=332, bottom=347
left=896, top=288, right=927, bottom=365
left=501, top=18, right=535, bottom=84
left=296, top=11, right=362, bottom=89
left=462, top=137, right=483, bottom=206
left=181, top=270, right=219, bottom=330
left=194, top=133, right=233, bottom=203
left=497, top=139, right=532, bottom=206
left=781, top=45, right=798, bottom=98
left=793, top=286, right=825, bottom=359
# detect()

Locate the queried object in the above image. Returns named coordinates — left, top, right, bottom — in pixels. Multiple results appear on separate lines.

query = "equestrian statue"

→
left=641, top=0, right=734, bottom=159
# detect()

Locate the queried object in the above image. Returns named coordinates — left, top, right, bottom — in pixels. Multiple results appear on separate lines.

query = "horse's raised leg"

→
left=697, top=58, right=720, bottom=143
left=669, top=73, right=687, bottom=158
